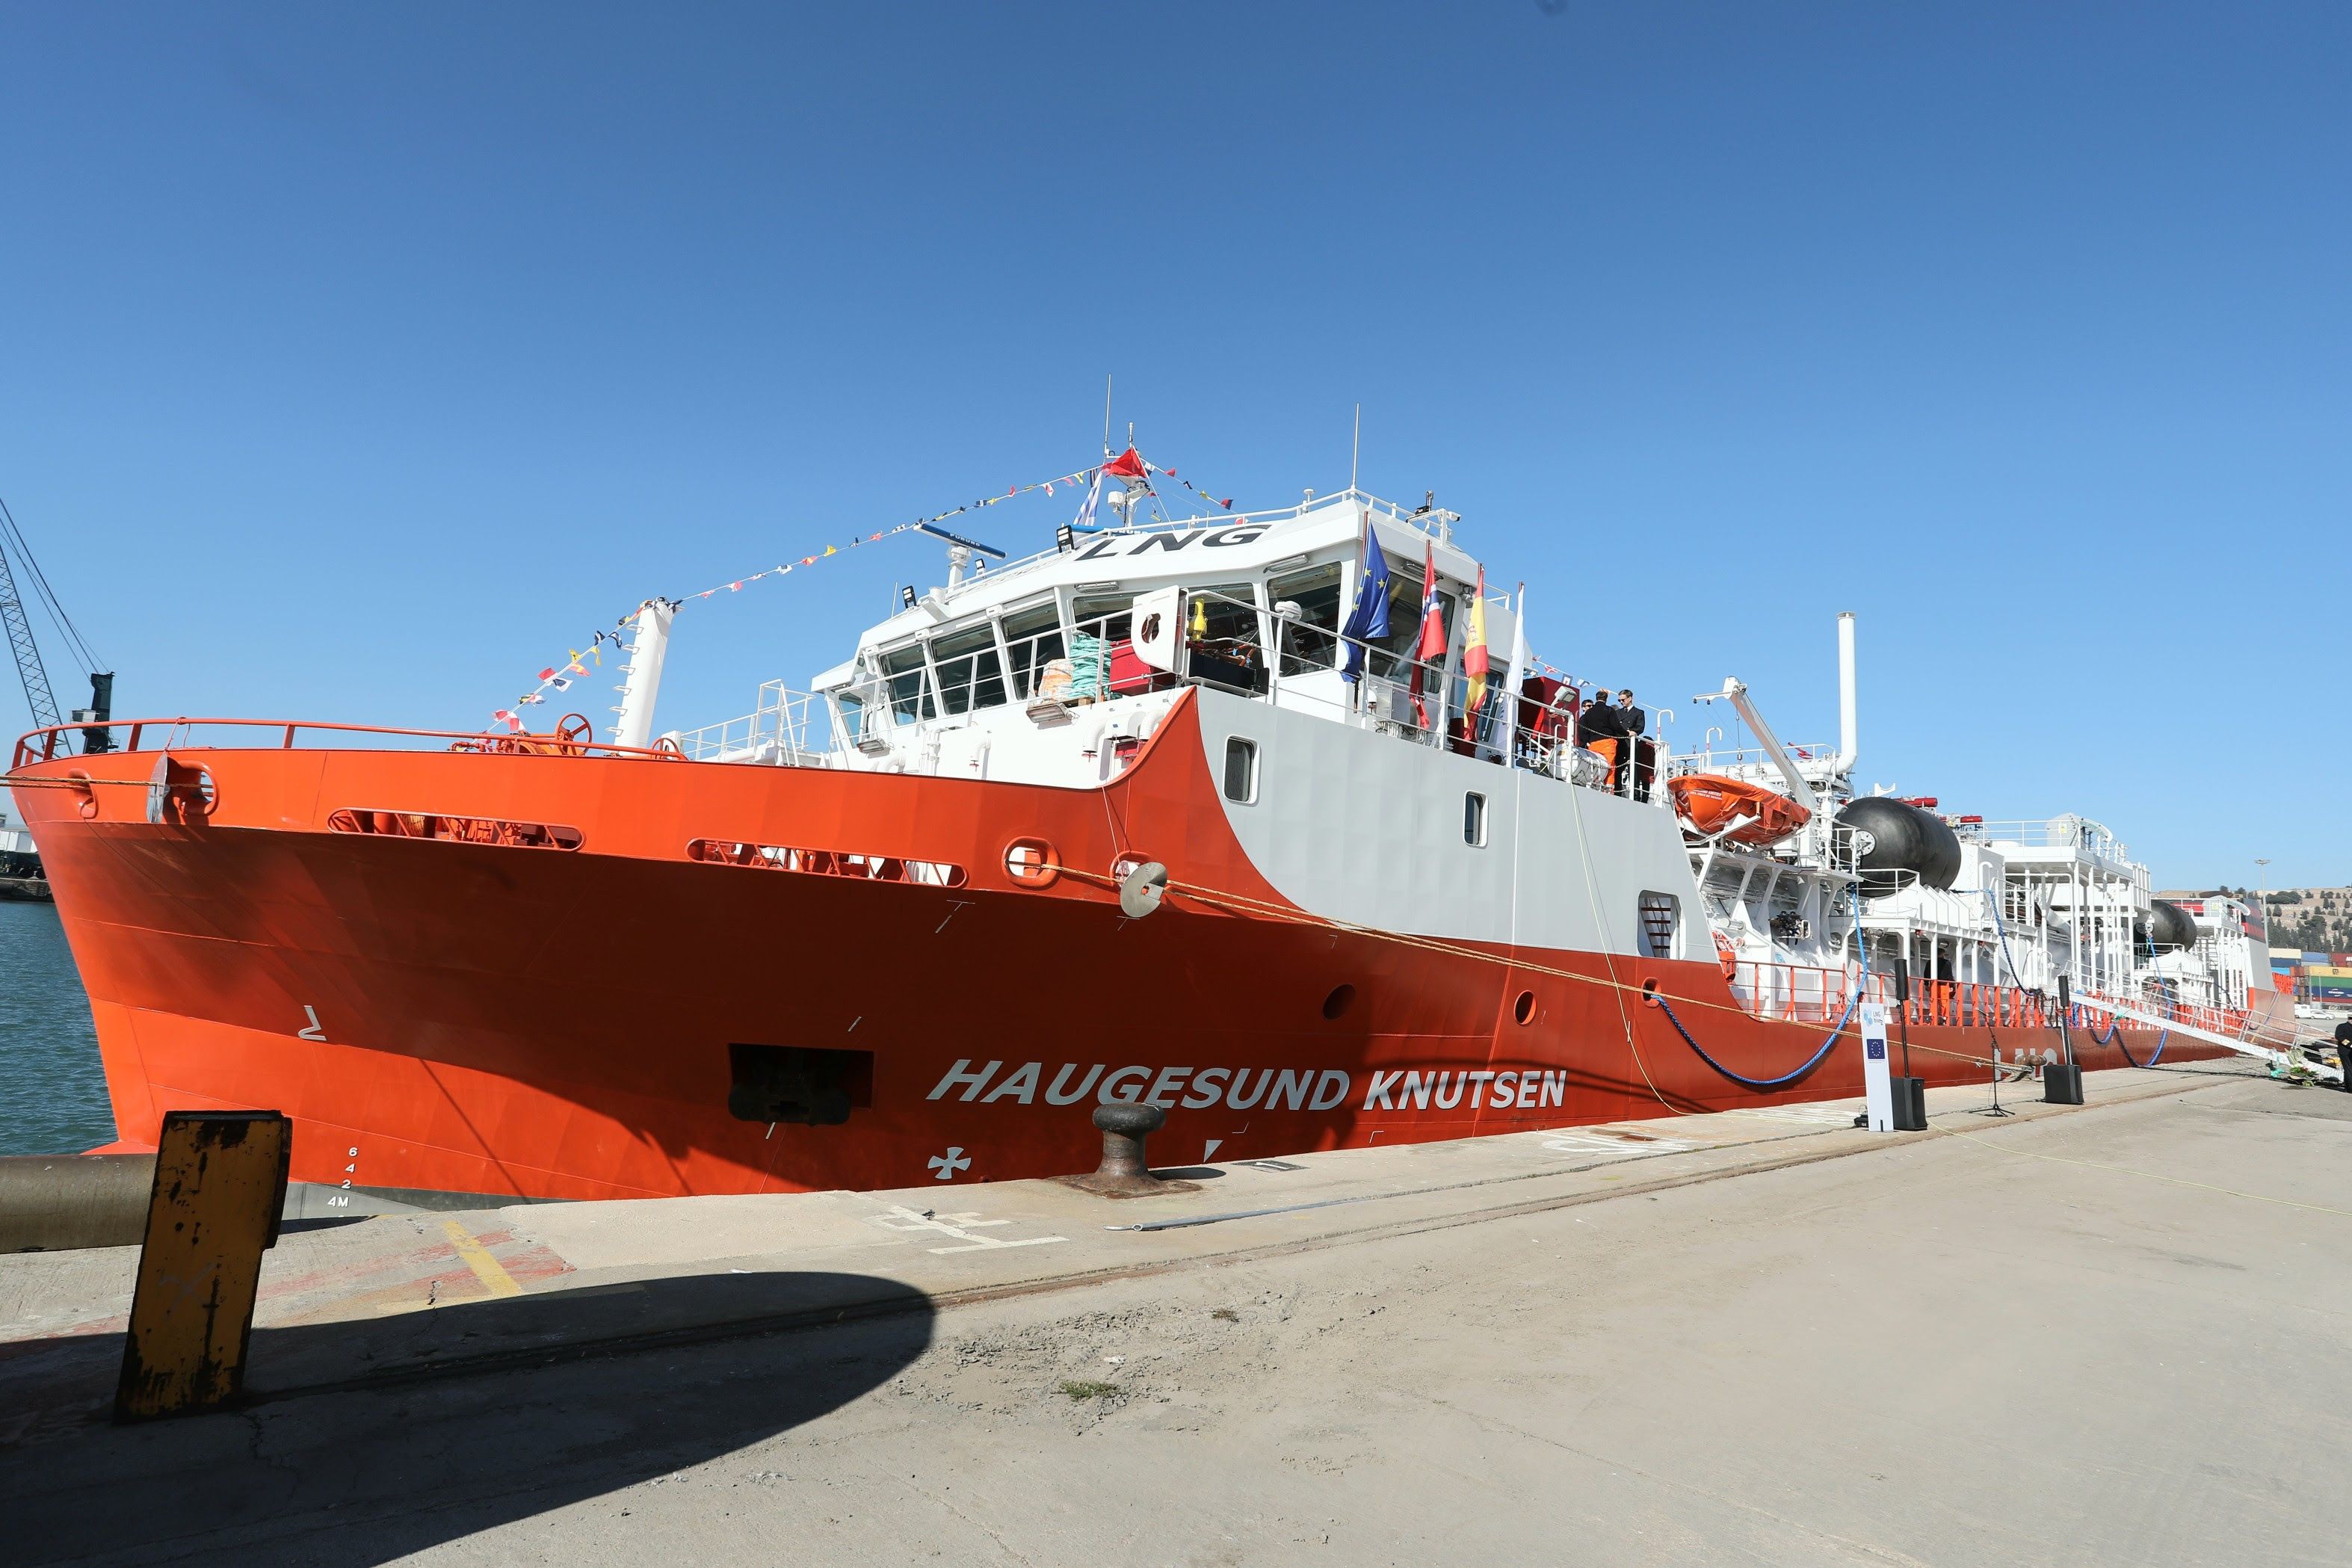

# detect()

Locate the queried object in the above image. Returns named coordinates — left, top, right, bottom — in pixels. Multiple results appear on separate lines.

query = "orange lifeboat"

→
left=1667, top=774, right=1812, bottom=847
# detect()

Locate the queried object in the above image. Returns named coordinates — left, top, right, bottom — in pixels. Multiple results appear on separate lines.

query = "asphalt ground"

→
left=4, top=1061, right=2346, bottom=1567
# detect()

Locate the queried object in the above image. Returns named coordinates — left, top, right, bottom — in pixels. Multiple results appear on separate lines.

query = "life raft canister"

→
left=1667, top=774, right=1813, bottom=848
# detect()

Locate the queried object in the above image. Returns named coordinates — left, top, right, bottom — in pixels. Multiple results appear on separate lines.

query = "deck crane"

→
left=0, top=494, right=111, bottom=754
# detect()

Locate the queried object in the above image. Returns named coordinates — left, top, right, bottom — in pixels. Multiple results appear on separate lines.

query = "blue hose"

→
left=2070, top=1004, right=2123, bottom=1046
left=1981, top=889, right=2034, bottom=991
left=1650, top=989, right=1858, bottom=1090
left=2116, top=1026, right=2170, bottom=1069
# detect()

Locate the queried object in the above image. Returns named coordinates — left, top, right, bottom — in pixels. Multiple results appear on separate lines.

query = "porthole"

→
left=1463, top=791, right=1488, bottom=847
left=1513, top=990, right=1535, bottom=1026
left=1223, top=735, right=1259, bottom=803
left=1321, top=984, right=1356, bottom=1020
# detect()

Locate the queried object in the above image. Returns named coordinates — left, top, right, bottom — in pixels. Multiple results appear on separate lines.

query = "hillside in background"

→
left=2251, top=887, right=2352, bottom=954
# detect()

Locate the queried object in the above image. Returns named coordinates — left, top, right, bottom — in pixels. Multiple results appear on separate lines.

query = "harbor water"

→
left=0, top=901, right=111, bottom=1155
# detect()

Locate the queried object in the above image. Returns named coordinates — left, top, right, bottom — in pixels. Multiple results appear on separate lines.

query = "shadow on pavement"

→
left=0, top=1269, right=934, bottom=1566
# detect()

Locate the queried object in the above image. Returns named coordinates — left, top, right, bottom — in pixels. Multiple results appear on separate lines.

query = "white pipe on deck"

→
left=612, top=599, right=675, bottom=748
left=1831, top=611, right=1858, bottom=774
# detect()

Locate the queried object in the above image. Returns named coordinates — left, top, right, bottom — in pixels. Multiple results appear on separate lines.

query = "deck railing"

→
left=10, top=717, right=693, bottom=770
left=1728, top=960, right=2072, bottom=1032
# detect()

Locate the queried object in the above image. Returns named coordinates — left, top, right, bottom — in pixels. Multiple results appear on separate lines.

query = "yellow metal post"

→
left=113, top=1111, right=292, bottom=1423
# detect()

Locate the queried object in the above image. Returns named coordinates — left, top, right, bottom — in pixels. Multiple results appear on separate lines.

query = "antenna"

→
left=1102, top=375, right=1114, bottom=457
left=1351, top=404, right=1361, bottom=493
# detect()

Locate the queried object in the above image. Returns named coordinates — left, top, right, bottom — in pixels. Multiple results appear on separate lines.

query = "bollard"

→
left=114, top=1111, right=292, bottom=1424
left=0, top=1155, right=159, bottom=1251
left=1058, top=1102, right=1199, bottom=1198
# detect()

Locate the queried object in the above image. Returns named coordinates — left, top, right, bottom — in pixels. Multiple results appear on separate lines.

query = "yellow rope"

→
left=1067, top=863, right=2139, bottom=1096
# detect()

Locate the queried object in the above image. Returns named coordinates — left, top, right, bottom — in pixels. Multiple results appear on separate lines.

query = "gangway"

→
left=2091, top=996, right=2342, bottom=1086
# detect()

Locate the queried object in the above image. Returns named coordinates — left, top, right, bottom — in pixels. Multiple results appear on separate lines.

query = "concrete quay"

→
left=4, top=1060, right=2348, bottom=1566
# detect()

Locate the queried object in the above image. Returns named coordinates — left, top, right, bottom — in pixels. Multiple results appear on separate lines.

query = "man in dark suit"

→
left=2336, top=1014, right=2352, bottom=1092
left=1577, top=687, right=1624, bottom=790
left=1617, top=688, right=1649, bottom=799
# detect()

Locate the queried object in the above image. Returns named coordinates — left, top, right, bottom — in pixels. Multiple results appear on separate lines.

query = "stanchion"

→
left=2044, top=977, right=2085, bottom=1105
left=1890, top=957, right=1928, bottom=1130
left=114, top=1111, right=291, bottom=1423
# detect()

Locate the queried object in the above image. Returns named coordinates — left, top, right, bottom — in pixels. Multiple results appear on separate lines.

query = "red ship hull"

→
left=13, top=700, right=2226, bottom=1203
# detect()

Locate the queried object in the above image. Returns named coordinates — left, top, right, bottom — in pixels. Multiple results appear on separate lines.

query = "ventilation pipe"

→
left=611, top=599, right=675, bottom=748
left=1831, top=611, right=1858, bottom=775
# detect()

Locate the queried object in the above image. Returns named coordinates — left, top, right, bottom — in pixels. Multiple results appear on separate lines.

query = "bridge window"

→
left=878, top=643, right=933, bottom=724
left=930, top=624, right=1006, bottom=715
left=1001, top=603, right=1064, bottom=700
left=1223, top=736, right=1259, bottom=804
left=1184, top=582, right=1267, bottom=696
left=1271, top=563, right=1342, bottom=676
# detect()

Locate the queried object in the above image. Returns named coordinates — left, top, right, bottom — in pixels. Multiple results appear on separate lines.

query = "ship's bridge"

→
left=665, top=487, right=1655, bottom=804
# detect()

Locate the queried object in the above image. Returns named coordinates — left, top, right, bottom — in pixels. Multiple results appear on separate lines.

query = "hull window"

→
left=1223, top=737, right=1259, bottom=804
left=1464, top=791, right=1488, bottom=847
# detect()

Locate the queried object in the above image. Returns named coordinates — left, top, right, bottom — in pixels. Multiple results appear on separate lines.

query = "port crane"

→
left=0, top=494, right=110, bottom=752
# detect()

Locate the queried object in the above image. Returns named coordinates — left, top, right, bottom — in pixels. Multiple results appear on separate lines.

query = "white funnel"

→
left=1832, top=612, right=1858, bottom=774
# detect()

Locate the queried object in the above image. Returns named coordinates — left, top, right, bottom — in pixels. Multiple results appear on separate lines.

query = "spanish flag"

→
left=1463, top=566, right=1490, bottom=714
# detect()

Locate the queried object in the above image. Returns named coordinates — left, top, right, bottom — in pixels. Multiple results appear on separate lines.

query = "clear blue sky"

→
left=1, top=3, right=2343, bottom=888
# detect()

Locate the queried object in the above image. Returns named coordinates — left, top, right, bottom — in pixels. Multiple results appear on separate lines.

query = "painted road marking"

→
left=440, top=1219, right=523, bottom=1299
left=1728, top=1105, right=1858, bottom=1126
left=1539, top=1133, right=1697, bottom=1159
left=873, top=1204, right=1066, bottom=1255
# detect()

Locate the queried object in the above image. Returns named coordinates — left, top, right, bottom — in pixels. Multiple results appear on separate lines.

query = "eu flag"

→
left=1339, top=517, right=1391, bottom=686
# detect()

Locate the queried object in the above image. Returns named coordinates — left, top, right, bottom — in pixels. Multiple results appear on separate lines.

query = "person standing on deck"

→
left=1616, top=688, right=1648, bottom=799
left=1578, top=687, right=1624, bottom=788
left=2336, top=1015, right=2352, bottom=1091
